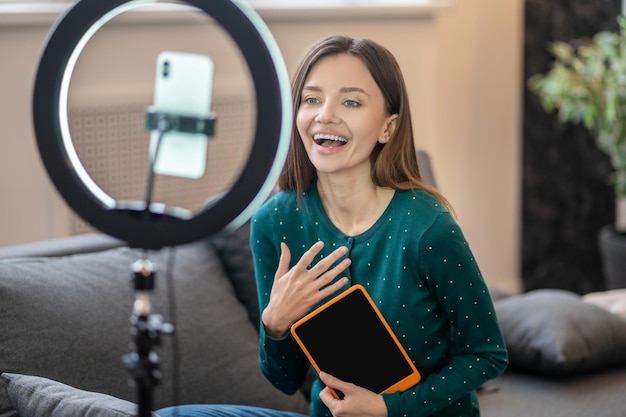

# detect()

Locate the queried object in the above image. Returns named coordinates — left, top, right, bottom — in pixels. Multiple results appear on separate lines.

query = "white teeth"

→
left=313, top=134, right=348, bottom=143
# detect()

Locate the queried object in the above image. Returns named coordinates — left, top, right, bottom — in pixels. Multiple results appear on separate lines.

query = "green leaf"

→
left=528, top=16, right=626, bottom=198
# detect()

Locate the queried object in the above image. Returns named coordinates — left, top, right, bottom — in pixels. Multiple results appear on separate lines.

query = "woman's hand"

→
left=261, top=241, right=351, bottom=338
left=319, top=372, right=388, bottom=417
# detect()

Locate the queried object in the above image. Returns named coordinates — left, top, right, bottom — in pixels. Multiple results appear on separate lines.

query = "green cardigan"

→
left=250, top=182, right=508, bottom=417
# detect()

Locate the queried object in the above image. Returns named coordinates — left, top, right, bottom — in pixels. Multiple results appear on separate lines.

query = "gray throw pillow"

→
left=494, top=289, right=626, bottom=376
left=207, top=221, right=260, bottom=327
left=1, top=373, right=157, bottom=417
left=206, top=188, right=279, bottom=329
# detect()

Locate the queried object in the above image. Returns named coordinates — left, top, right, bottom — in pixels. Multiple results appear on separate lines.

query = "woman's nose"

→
left=314, top=102, right=338, bottom=124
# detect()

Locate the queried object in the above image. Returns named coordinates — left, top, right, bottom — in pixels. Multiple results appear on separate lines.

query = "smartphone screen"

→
left=149, top=51, right=214, bottom=179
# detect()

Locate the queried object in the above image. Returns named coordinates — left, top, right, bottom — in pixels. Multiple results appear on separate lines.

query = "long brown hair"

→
left=278, top=35, right=453, bottom=213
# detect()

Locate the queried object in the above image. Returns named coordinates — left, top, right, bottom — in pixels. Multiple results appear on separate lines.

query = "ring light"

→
left=33, top=0, right=292, bottom=250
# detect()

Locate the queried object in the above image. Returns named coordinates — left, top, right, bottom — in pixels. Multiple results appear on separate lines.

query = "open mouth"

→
left=313, top=134, right=348, bottom=148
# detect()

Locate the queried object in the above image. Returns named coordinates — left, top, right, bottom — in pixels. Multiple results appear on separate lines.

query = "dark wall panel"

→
left=523, top=0, right=620, bottom=293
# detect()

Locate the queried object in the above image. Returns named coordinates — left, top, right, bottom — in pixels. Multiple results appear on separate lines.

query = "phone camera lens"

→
left=163, top=61, right=170, bottom=78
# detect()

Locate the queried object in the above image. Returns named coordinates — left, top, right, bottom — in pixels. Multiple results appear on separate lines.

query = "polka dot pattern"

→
left=251, top=184, right=508, bottom=417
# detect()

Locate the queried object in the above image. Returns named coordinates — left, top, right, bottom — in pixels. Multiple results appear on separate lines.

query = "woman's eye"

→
left=303, top=97, right=320, bottom=105
left=344, top=100, right=360, bottom=107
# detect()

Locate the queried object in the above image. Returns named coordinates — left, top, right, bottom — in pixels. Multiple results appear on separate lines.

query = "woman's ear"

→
left=379, top=114, right=398, bottom=144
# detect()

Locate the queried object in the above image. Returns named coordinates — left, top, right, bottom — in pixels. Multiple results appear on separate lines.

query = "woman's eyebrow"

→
left=340, top=87, right=369, bottom=96
left=302, top=85, right=369, bottom=96
left=302, top=85, right=321, bottom=92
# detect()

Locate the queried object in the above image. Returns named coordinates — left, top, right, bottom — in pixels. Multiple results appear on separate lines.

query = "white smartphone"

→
left=149, top=51, right=215, bottom=179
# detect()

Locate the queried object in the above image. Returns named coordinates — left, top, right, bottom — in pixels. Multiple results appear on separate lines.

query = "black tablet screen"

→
left=292, top=286, right=417, bottom=394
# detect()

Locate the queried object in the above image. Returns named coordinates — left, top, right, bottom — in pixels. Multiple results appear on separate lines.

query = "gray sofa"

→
left=0, top=228, right=310, bottom=417
left=1, top=149, right=625, bottom=416
left=479, top=289, right=626, bottom=417
left=2, top=224, right=626, bottom=417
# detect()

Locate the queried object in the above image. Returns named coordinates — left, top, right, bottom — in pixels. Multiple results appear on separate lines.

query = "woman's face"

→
left=296, top=53, right=397, bottom=179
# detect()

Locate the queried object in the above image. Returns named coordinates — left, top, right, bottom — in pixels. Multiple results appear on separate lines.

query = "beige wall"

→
left=0, top=21, right=69, bottom=241
left=0, top=1, right=523, bottom=292
left=432, top=0, right=524, bottom=293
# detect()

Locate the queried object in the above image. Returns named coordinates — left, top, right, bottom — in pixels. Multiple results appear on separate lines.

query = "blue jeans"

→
left=155, top=405, right=308, bottom=417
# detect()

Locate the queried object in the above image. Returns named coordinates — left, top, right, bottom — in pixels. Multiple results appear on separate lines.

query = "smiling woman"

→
left=155, top=34, right=508, bottom=417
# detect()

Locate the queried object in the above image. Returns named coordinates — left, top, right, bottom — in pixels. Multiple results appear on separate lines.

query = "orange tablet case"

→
left=290, top=284, right=421, bottom=399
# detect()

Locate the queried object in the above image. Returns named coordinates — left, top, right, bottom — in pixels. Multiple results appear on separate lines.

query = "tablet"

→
left=290, top=284, right=421, bottom=398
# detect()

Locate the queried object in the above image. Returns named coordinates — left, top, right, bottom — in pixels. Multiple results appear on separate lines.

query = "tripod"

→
left=123, top=254, right=174, bottom=417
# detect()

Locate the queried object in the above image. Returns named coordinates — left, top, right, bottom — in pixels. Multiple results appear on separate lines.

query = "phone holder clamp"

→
left=145, top=106, right=217, bottom=136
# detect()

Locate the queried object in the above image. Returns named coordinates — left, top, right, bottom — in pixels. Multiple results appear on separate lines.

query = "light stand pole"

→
left=124, top=256, right=174, bottom=417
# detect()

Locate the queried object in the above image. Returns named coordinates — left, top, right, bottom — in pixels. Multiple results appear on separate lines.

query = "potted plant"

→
left=528, top=16, right=626, bottom=288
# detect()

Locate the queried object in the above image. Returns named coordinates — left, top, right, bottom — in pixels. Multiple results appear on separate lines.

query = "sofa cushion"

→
left=583, top=289, right=626, bottom=318
left=494, top=289, right=626, bottom=376
left=0, top=240, right=309, bottom=417
left=2, top=373, right=157, bottom=417
left=207, top=221, right=260, bottom=328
